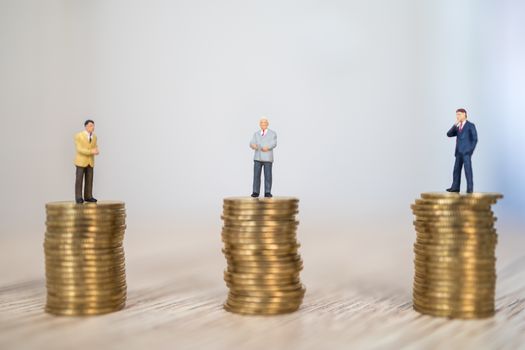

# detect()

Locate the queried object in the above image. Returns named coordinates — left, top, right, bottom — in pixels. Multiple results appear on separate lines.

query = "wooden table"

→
left=1, top=222, right=524, bottom=349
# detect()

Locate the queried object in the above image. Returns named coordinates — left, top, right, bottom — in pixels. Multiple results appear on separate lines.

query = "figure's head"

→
left=84, top=119, right=95, bottom=133
left=456, top=108, right=467, bottom=122
left=259, top=117, right=269, bottom=131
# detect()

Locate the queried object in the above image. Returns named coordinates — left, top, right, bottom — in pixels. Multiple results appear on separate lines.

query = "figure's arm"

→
left=75, top=135, right=93, bottom=156
left=268, top=132, right=277, bottom=150
left=249, top=133, right=258, bottom=150
left=447, top=125, right=458, bottom=137
left=93, top=137, right=99, bottom=154
left=470, top=124, right=478, bottom=153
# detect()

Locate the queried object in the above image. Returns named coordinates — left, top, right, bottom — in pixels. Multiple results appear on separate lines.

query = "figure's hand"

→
left=262, top=147, right=269, bottom=152
left=92, top=148, right=99, bottom=155
left=250, top=144, right=258, bottom=150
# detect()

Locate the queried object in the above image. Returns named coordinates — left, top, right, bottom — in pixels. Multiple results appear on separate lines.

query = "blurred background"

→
left=0, top=0, right=523, bottom=289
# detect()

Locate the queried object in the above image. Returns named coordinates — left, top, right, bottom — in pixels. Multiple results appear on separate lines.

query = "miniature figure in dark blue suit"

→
left=446, top=108, right=478, bottom=193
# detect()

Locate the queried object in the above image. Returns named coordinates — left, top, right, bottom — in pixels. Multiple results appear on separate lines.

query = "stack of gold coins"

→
left=411, top=192, right=503, bottom=319
left=44, top=201, right=127, bottom=316
left=221, top=197, right=305, bottom=315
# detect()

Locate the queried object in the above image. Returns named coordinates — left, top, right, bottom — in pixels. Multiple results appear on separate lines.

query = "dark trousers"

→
left=451, top=153, right=473, bottom=192
left=75, top=165, right=94, bottom=200
left=253, top=161, right=272, bottom=194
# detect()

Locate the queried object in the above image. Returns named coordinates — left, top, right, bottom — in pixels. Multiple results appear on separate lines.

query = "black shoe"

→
left=264, top=193, right=273, bottom=198
left=84, top=197, right=98, bottom=203
left=446, top=188, right=460, bottom=193
left=75, top=198, right=84, bottom=204
left=251, top=192, right=259, bottom=198
left=466, top=190, right=474, bottom=194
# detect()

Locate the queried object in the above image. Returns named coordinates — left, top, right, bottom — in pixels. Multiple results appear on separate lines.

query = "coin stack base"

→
left=411, top=192, right=502, bottom=319
left=44, top=201, right=127, bottom=316
left=221, top=197, right=305, bottom=315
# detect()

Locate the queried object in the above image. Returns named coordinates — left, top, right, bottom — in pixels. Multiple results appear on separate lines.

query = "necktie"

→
left=89, top=133, right=92, bottom=143
left=459, top=123, right=464, bottom=132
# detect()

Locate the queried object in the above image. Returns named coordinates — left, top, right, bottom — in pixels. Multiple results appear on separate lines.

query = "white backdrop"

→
left=0, top=0, right=523, bottom=241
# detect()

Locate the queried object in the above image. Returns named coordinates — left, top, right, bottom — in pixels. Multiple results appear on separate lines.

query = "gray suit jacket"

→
left=250, top=129, right=277, bottom=162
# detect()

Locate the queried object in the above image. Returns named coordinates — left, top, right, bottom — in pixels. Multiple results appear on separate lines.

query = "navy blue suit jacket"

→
left=447, top=120, right=478, bottom=156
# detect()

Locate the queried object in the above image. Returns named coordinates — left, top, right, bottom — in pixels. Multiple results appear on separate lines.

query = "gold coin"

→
left=411, top=203, right=491, bottom=211
left=420, top=192, right=503, bottom=200
left=46, top=201, right=125, bottom=208
left=414, top=243, right=495, bottom=251
left=227, top=294, right=304, bottom=304
left=413, top=278, right=495, bottom=289
left=413, top=302, right=494, bottom=313
left=412, top=208, right=493, bottom=216
left=221, top=213, right=297, bottom=220
left=413, top=277, right=495, bottom=287
left=224, top=196, right=298, bottom=203
left=226, top=297, right=303, bottom=308
left=45, top=261, right=125, bottom=270
left=223, top=242, right=300, bottom=249
left=413, top=297, right=494, bottom=307
left=225, top=299, right=302, bottom=309
left=229, top=288, right=305, bottom=297
left=222, top=209, right=298, bottom=216
left=413, top=286, right=495, bottom=296
left=225, top=270, right=300, bottom=279
left=222, top=231, right=297, bottom=239
left=46, top=221, right=126, bottom=227
left=222, top=236, right=298, bottom=244
left=226, top=297, right=301, bottom=306
left=414, top=269, right=495, bottom=275
left=227, top=281, right=302, bottom=290
left=414, top=255, right=495, bottom=263
left=45, top=301, right=126, bottom=314
left=225, top=253, right=300, bottom=261
left=414, top=198, right=498, bottom=207
left=223, top=200, right=298, bottom=208
left=224, top=276, right=300, bottom=285
left=46, top=290, right=126, bottom=300
left=44, top=242, right=123, bottom=250
left=413, top=249, right=495, bottom=258
left=46, top=211, right=126, bottom=217
left=227, top=261, right=302, bottom=270
left=412, top=306, right=493, bottom=319
left=222, top=225, right=297, bottom=232
left=46, top=296, right=127, bottom=307
left=46, top=214, right=126, bottom=220
left=46, top=274, right=126, bottom=282
left=413, top=217, right=496, bottom=225
left=415, top=236, right=497, bottom=243
left=414, top=218, right=495, bottom=226
left=46, top=302, right=127, bottom=313
left=227, top=265, right=302, bottom=273
left=222, top=220, right=299, bottom=227
left=415, top=227, right=497, bottom=235
left=223, top=246, right=299, bottom=254
left=45, top=270, right=126, bottom=279
left=226, top=265, right=302, bottom=273
left=44, top=252, right=125, bottom=260
left=416, top=197, right=499, bottom=205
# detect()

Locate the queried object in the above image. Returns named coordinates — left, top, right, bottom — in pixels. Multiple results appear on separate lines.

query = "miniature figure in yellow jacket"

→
left=74, top=119, right=99, bottom=203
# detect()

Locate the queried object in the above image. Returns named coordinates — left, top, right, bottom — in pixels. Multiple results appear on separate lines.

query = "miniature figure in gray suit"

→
left=250, top=118, right=277, bottom=198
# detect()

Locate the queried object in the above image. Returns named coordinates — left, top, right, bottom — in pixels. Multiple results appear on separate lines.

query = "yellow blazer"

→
left=74, top=131, right=98, bottom=167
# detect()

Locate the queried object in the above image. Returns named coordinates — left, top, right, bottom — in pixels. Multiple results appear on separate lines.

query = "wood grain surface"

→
left=1, top=223, right=524, bottom=350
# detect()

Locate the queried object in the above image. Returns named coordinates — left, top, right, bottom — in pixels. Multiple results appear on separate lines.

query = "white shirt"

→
left=84, top=131, right=93, bottom=142
left=260, top=129, right=267, bottom=136
left=456, top=120, right=466, bottom=130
